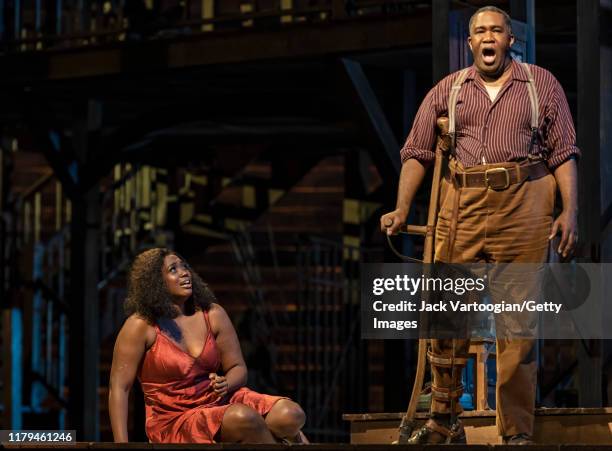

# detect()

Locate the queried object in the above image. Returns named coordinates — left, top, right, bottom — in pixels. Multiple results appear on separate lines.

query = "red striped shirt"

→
left=400, top=60, right=580, bottom=169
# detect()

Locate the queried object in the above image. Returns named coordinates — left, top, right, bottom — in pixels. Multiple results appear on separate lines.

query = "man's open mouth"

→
left=482, top=48, right=497, bottom=64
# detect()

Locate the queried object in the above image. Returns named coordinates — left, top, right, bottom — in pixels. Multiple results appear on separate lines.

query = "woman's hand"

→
left=208, top=303, right=248, bottom=393
left=209, top=373, right=229, bottom=398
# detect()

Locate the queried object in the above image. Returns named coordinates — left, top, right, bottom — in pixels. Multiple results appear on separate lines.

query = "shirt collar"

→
left=465, top=59, right=530, bottom=83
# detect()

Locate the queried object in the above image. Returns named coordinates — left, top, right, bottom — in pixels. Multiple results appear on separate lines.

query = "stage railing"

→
left=1, top=169, right=71, bottom=429
left=296, top=235, right=383, bottom=441
left=0, top=0, right=430, bottom=54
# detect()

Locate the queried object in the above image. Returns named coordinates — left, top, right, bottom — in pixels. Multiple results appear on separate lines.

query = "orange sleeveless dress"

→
left=138, top=310, right=286, bottom=443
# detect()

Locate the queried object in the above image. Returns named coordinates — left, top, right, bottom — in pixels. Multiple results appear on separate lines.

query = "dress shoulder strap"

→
left=448, top=68, right=471, bottom=151
left=202, top=309, right=212, bottom=332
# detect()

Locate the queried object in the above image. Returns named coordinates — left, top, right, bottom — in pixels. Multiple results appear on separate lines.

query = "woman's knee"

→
left=222, top=404, right=267, bottom=436
left=266, top=400, right=306, bottom=435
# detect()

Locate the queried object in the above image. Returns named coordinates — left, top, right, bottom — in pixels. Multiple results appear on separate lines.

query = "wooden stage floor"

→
left=0, top=442, right=612, bottom=451
left=2, top=409, right=611, bottom=450
left=1, top=445, right=612, bottom=450
left=343, top=408, right=612, bottom=446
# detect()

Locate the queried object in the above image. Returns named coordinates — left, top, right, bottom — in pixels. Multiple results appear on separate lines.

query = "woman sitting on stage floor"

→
left=109, top=247, right=307, bottom=443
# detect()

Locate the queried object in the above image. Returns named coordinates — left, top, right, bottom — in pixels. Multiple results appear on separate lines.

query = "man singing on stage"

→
left=380, top=5, right=579, bottom=445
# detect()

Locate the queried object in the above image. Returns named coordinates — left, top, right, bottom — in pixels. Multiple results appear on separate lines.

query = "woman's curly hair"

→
left=124, top=248, right=216, bottom=323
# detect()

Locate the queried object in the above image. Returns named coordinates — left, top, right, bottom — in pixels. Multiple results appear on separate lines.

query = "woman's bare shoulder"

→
left=207, top=303, right=232, bottom=334
left=208, top=302, right=226, bottom=314
left=124, top=313, right=155, bottom=328
left=120, top=314, right=156, bottom=346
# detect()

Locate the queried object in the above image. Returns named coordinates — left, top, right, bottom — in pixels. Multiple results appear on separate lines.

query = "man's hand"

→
left=549, top=209, right=578, bottom=258
left=551, top=158, right=578, bottom=259
left=380, top=209, right=407, bottom=236
left=209, top=373, right=229, bottom=398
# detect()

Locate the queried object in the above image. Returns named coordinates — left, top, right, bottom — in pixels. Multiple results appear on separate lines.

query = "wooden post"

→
left=600, top=1, right=612, bottom=391
left=576, top=0, right=602, bottom=407
left=510, top=0, right=536, bottom=63
left=69, top=183, right=101, bottom=440
left=331, top=0, right=346, bottom=20
left=68, top=101, right=102, bottom=440
left=0, top=145, right=4, bottom=300
left=432, top=0, right=450, bottom=84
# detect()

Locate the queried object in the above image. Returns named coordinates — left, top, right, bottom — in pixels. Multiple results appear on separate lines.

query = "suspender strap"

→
left=522, top=63, right=541, bottom=157
left=448, top=68, right=470, bottom=152
left=448, top=63, right=542, bottom=158
left=522, top=63, right=539, bottom=129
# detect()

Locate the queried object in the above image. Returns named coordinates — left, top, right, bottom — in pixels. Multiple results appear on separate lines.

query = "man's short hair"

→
left=468, top=6, right=513, bottom=35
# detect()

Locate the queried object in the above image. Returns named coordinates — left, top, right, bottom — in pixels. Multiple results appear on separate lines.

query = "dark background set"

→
left=0, top=0, right=610, bottom=442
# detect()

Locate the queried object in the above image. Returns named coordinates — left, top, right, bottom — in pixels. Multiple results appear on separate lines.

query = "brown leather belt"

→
left=447, top=160, right=549, bottom=190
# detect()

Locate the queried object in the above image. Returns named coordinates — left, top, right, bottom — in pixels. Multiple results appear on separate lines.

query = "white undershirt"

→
left=485, top=85, right=502, bottom=102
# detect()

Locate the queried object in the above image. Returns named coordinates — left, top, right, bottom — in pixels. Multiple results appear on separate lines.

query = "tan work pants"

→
left=431, top=160, right=556, bottom=437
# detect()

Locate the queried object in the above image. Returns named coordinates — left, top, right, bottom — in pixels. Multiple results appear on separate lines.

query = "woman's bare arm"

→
left=108, top=315, right=152, bottom=442
left=208, top=303, right=248, bottom=396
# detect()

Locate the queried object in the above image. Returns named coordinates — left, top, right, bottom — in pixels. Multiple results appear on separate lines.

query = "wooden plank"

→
left=535, top=411, right=612, bottom=445
left=344, top=408, right=612, bottom=445
left=471, top=342, right=490, bottom=411
left=4, top=445, right=612, bottom=451
left=344, top=407, right=612, bottom=420
left=0, top=11, right=432, bottom=82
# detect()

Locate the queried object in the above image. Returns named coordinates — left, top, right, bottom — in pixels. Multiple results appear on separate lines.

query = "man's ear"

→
left=467, top=35, right=473, bottom=52
left=509, top=33, right=515, bottom=47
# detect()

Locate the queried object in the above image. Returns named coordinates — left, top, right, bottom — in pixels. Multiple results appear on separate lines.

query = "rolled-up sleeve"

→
left=544, top=78, right=581, bottom=170
left=399, top=87, right=440, bottom=165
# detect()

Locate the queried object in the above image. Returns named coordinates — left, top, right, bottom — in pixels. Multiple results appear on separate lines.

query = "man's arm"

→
left=380, top=82, right=445, bottom=235
left=379, top=159, right=427, bottom=235
left=542, top=73, right=580, bottom=258
left=549, top=157, right=578, bottom=258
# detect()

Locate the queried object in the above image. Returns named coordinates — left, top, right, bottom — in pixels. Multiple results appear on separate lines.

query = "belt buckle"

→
left=484, top=167, right=510, bottom=190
